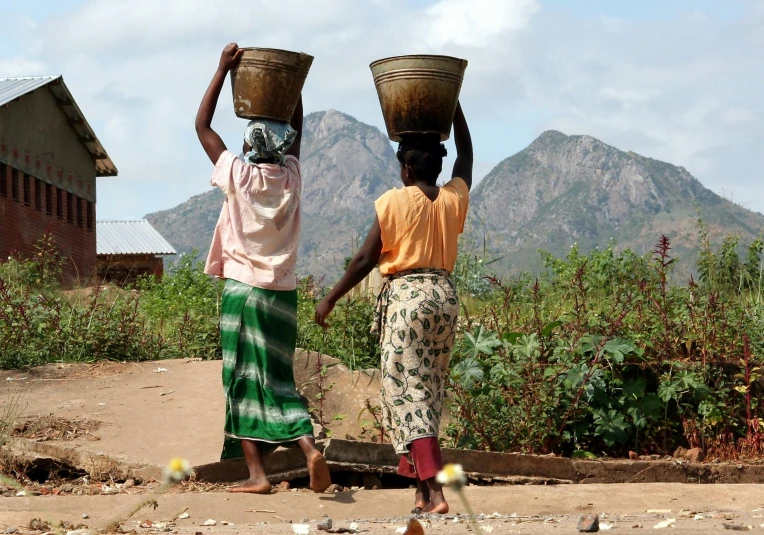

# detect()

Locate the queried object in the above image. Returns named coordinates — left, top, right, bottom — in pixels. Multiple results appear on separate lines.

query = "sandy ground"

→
left=3, top=484, right=764, bottom=533
left=4, top=360, right=764, bottom=533
left=1, top=355, right=382, bottom=469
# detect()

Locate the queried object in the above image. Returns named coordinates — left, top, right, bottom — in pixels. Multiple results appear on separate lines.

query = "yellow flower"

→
left=436, top=463, right=466, bottom=487
left=163, top=457, right=192, bottom=484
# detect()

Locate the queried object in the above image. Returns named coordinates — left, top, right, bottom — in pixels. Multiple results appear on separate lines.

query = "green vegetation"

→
left=1, top=225, right=762, bottom=460
left=447, top=230, right=763, bottom=459
left=0, top=238, right=221, bottom=368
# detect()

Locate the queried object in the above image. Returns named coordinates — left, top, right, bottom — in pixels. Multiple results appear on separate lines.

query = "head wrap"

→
left=243, top=119, right=297, bottom=164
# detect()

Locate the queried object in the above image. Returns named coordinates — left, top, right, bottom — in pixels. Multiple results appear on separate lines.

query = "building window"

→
left=56, top=187, right=63, bottom=219
left=45, top=184, right=53, bottom=215
left=11, top=168, right=19, bottom=202
left=86, top=200, right=93, bottom=231
left=0, top=163, right=6, bottom=197
left=23, top=173, right=30, bottom=205
left=66, top=192, right=73, bottom=224
left=34, top=178, right=42, bottom=211
left=76, top=197, right=83, bottom=227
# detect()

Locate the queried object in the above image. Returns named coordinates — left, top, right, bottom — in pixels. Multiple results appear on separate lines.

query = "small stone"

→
left=203, top=519, right=216, bottom=526
left=5, top=527, right=18, bottom=534
left=178, top=512, right=190, bottom=520
left=628, top=451, right=639, bottom=460
left=577, top=513, right=600, bottom=532
left=684, top=447, right=705, bottom=462
left=349, top=522, right=359, bottom=532
left=317, top=518, right=333, bottom=531
left=276, top=481, right=290, bottom=491
left=362, top=473, right=383, bottom=490
left=81, top=514, right=89, bottom=519
left=139, top=520, right=153, bottom=529
left=123, top=479, right=135, bottom=489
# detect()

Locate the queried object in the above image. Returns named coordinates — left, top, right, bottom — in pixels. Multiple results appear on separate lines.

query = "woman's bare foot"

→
left=229, top=477, right=272, bottom=494
left=422, top=495, right=449, bottom=514
left=412, top=479, right=430, bottom=514
left=307, top=450, right=331, bottom=493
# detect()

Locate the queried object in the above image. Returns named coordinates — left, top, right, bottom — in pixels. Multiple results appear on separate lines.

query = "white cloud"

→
left=424, top=0, right=539, bottom=47
left=3, top=0, right=764, bottom=221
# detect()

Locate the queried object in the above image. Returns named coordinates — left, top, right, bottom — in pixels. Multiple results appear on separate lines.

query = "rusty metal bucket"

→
left=231, top=48, right=313, bottom=121
left=370, top=54, right=467, bottom=142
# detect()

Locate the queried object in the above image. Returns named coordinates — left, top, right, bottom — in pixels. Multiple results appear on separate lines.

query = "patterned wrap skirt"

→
left=219, top=279, right=313, bottom=460
left=374, top=269, right=459, bottom=455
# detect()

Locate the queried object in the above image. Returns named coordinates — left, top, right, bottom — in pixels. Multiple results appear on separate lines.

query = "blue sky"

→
left=1, top=0, right=762, bottom=219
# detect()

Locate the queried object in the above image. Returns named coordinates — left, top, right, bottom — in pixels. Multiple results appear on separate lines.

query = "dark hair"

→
left=396, top=134, right=447, bottom=184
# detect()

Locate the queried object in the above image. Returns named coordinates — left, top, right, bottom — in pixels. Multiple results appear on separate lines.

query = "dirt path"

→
left=2, top=484, right=764, bottom=534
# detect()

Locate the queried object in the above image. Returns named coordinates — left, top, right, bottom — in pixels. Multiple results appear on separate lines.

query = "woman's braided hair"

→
left=396, top=134, right=448, bottom=184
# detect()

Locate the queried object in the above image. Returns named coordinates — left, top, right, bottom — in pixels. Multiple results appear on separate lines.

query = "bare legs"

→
left=400, top=439, right=449, bottom=514
left=229, top=436, right=331, bottom=494
left=230, top=439, right=272, bottom=493
left=420, top=477, right=448, bottom=514
left=297, top=436, right=331, bottom=493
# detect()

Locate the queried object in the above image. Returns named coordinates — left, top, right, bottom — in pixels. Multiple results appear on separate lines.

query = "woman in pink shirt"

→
left=195, top=43, right=330, bottom=494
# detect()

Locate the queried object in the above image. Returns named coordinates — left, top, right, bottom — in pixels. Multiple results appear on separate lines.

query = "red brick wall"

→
left=0, top=162, right=96, bottom=284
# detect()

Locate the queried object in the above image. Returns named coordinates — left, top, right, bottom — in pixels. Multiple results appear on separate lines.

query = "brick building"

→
left=0, top=76, right=117, bottom=283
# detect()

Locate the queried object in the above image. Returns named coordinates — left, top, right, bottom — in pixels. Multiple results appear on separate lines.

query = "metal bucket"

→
left=370, top=54, right=467, bottom=142
left=231, top=48, right=313, bottom=121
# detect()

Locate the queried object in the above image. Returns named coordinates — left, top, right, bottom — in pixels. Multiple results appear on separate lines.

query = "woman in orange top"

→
left=316, top=103, right=472, bottom=514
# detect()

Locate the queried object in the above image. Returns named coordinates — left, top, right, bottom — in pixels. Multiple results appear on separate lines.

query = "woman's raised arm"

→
left=451, top=101, right=473, bottom=190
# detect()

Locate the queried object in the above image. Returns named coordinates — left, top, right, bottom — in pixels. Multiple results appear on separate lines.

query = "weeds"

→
left=447, top=231, right=763, bottom=459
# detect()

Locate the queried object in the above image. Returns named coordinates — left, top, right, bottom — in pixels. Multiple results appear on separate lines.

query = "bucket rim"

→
left=238, top=47, right=314, bottom=59
left=369, top=54, right=467, bottom=69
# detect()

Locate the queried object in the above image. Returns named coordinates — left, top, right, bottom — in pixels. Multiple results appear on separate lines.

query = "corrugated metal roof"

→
left=96, top=220, right=176, bottom=256
left=0, top=76, right=58, bottom=107
left=0, top=75, right=118, bottom=177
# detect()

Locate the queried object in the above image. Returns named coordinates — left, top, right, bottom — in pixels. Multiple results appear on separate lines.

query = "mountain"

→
left=146, top=110, right=399, bottom=279
left=468, top=130, right=764, bottom=274
left=147, top=119, right=764, bottom=280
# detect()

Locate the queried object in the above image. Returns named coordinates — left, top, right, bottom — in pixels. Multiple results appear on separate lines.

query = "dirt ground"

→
left=3, top=484, right=764, bottom=534
left=4, top=359, right=764, bottom=533
left=1, top=354, right=383, bottom=469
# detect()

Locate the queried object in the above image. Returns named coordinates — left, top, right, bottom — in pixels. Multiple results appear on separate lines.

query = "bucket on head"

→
left=231, top=48, right=314, bottom=121
left=370, top=54, right=467, bottom=142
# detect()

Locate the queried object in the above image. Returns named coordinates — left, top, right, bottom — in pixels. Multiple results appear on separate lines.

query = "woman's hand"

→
left=219, top=43, right=244, bottom=72
left=314, top=298, right=336, bottom=328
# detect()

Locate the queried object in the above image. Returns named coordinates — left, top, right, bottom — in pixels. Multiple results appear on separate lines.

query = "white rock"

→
left=292, top=525, right=310, bottom=535
left=203, top=519, right=216, bottom=526
left=178, top=512, right=190, bottom=520
left=81, top=514, right=89, bottom=519
left=395, top=528, right=407, bottom=534
left=600, top=523, right=613, bottom=531
left=653, top=518, right=676, bottom=529
left=348, top=522, right=359, bottom=532
left=479, top=526, right=494, bottom=532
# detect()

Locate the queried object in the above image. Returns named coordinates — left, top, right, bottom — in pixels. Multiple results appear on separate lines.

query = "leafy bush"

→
left=135, top=251, right=222, bottom=360
left=296, top=276, right=379, bottom=371
left=446, top=233, right=764, bottom=458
